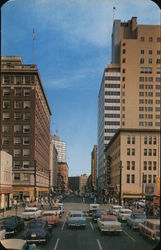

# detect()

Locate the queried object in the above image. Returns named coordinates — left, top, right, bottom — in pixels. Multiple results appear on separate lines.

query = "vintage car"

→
left=1, top=216, right=24, bottom=236
left=139, top=219, right=160, bottom=241
left=109, top=205, right=122, bottom=215
left=89, top=204, right=100, bottom=216
left=92, top=209, right=107, bottom=222
left=22, top=207, right=42, bottom=220
left=97, top=215, right=122, bottom=234
left=127, top=213, right=147, bottom=230
left=39, top=210, right=59, bottom=226
left=0, top=239, right=36, bottom=250
left=117, top=208, right=132, bottom=221
left=67, top=211, right=87, bottom=228
left=23, top=219, right=50, bottom=244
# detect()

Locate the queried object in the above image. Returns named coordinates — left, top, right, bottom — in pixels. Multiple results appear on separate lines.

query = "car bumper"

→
left=26, top=238, right=47, bottom=243
left=68, top=224, right=86, bottom=228
left=100, top=228, right=122, bottom=232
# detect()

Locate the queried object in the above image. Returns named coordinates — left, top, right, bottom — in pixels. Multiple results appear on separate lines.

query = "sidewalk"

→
left=0, top=207, right=24, bottom=220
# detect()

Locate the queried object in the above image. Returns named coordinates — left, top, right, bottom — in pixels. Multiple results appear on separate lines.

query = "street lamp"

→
left=119, top=161, right=122, bottom=206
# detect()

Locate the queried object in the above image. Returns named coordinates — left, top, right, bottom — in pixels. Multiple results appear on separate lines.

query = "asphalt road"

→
left=13, top=195, right=159, bottom=250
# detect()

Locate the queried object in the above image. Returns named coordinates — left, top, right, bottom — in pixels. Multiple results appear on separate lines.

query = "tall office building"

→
left=51, top=135, right=66, bottom=163
left=98, top=17, right=160, bottom=190
left=98, top=64, right=120, bottom=189
left=1, top=56, right=51, bottom=200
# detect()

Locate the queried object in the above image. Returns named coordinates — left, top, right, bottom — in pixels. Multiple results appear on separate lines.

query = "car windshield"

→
left=70, top=214, right=83, bottom=217
left=133, top=214, right=146, bottom=219
left=102, top=218, right=117, bottom=222
left=29, top=222, right=45, bottom=228
left=1, top=217, right=16, bottom=225
left=120, top=211, right=131, bottom=214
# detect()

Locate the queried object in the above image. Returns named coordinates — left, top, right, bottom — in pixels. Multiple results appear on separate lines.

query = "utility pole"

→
left=142, top=172, right=144, bottom=199
left=119, top=161, right=122, bottom=206
left=34, top=160, right=36, bottom=201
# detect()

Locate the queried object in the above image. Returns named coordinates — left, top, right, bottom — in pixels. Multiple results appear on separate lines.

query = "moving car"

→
left=97, top=215, right=122, bottom=234
left=89, top=204, right=100, bottom=216
left=0, top=239, right=36, bottom=250
left=22, top=207, right=42, bottom=220
left=109, top=205, right=122, bottom=215
left=39, top=210, right=59, bottom=226
left=127, top=213, right=147, bottom=230
left=1, top=216, right=24, bottom=236
left=67, top=211, right=87, bottom=229
left=139, top=219, right=160, bottom=241
left=92, top=209, right=107, bottom=222
left=23, top=219, right=50, bottom=244
left=117, top=208, right=132, bottom=222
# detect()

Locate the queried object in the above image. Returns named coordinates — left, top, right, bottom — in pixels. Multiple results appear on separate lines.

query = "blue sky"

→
left=1, top=0, right=160, bottom=176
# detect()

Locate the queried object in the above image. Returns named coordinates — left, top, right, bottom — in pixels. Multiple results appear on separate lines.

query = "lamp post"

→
left=119, top=161, right=122, bottom=206
left=34, top=159, right=37, bottom=202
left=142, top=172, right=144, bottom=199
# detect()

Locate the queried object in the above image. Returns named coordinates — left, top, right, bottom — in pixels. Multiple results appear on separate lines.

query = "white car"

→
left=117, top=208, right=132, bottom=221
left=22, top=207, right=42, bottom=220
left=0, top=239, right=36, bottom=250
left=98, top=215, right=122, bottom=234
left=89, top=204, right=100, bottom=216
left=67, top=211, right=87, bottom=228
left=109, top=205, right=122, bottom=215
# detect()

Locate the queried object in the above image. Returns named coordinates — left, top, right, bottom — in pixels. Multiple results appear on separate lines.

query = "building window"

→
left=24, top=101, right=31, bottom=109
left=144, top=149, right=147, bottom=156
left=122, top=49, right=126, bottom=54
left=3, top=88, right=10, bottom=96
left=149, top=58, right=152, bottom=64
left=127, top=175, right=130, bottom=183
left=23, top=161, right=30, bottom=169
left=153, top=137, right=156, bottom=145
left=153, top=175, right=156, bottom=183
left=156, top=59, right=160, bottom=64
left=16, top=76, right=23, bottom=85
left=3, top=125, right=9, bottom=133
left=14, top=161, right=21, bottom=169
left=140, top=36, right=144, bottom=42
left=132, top=161, right=135, bottom=170
left=4, top=75, right=14, bottom=84
left=127, top=148, right=130, bottom=156
left=14, top=149, right=21, bottom=157
left=141, top=50, right=144, bottom=54
left=148, top=175, right=152, bottom=183
left=157, top=37, right=161, bottom=42
left=131, top=175, right=135, bottom=183
left=23, top=174, right=30, bottom=181
left=149, top=50, right=152, bottom=54
left=132, top=149, right=135, bottom=156
left=127, top=161, right=130, bottom=170
left=149, top=37, right=153, bottom=42
left=127, top=136, right=130, bottom=144
left=3, top=100, right=10, bottom=109
left=140, top=58, right=144, bottom=64
left=132, top=137, right=135, bottom=144
left=14, top=100, right=22, bottom=109
left=14, top=137, right=21, bottom=145
left=2, top=137, right=9, bottom=145
left=143, top=175, right=147, bottom=183
left=122, top=58, right=126, bottom=63
left=24, top=88, right=31, bottom=96
left=23, top=137, right=30, bottom=145
left=23, top=125, right=30, bottom=133
left=149, top=136, right=152, bottom=144
left=14, top=112, right=22, bottom=120
left=24, top=112, right=31, bottom=120
left=14, top=173, right=20, bottom=181
left=144, top=161, right=147, bottom=171
left=153, top=149, right=156, bottom=156
left=23, top=149, right=30, bottom=157
left=148, top=161, right=152, bottom=170
left=15, top=88, right=21, bottom=96
left=149, top=149, right=152, bottom=156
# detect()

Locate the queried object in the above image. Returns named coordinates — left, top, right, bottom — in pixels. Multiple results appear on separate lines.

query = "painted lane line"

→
left=90, top=222, right=94, bottom=231
left=123, top=230, right=136, bottom=242
left=96, top=239, right=103, bottom=250
left=54, top=238, right=60, bottom=250
left=61, top=220, right=66, bottom=231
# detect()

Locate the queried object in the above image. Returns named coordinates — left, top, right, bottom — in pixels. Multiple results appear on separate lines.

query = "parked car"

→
left=67, top=211, right=87, bottom=229
left=92, top=209, right=107, bottom=222
left=109, top=205, right=122, bottom=215
left=1, top=216, right=24, bottom=236
left=89, top=204, right=100, bottom=216
left=117, top=209, right=132, bottom=222
left=39, top=211, right=59, bottom=227
left=127, top=213, right=147, bottom=230
left=23, top=219, right=50, bottom=244
left=132, top=200, right=145, bottom=208
left=22, top=207, right=42, bottom=220
left=139, top=219, right=160, bottom=241
left=97, top=215, right=122, bottom=234
left=0, top=239, right=36, bottom=250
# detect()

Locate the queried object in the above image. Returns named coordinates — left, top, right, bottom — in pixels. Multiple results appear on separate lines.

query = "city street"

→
left=9, top=195, right=158, bottom=250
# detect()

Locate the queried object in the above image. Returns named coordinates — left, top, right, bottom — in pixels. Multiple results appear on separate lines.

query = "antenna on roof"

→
left=32, top=29, right=35, bottom=64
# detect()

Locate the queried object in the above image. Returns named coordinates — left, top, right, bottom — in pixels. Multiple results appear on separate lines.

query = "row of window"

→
left=2, top=137, right=30, bottom=145
left=139, top=84, right=160, bottom=89
left=140, top=49, right=161, bottom=55
left=104, top=106, right=120, bottom=110
left=2, top=75, right=34, bottom=85
left=105, top=91, right=120, bottom=96
left=14, top=173, right=30, bottom=181
left=139, top=122, right=160, bottom=127
left=105, top=99, right=120, bottom=103
left=104, top=114, right=120, bottom=118
left=104, top=129, right=118, bottom=133
left=105, top=84, right=120, bottom=88
left=127, top=148, right=157, bottom=156
left=139, top=114, right=160, bottom=119
left=3, top=124, right=30, bottom=133
left=140, top=36, right=161, bottom=42
left=139, top=76, right=161, bottom=82
left=140, top=58, right=160, bottom=64
left=104, top=76, right=120, bottom=81
left=3, top=88, right=31, bottom=97
left=139, top=99, right=160, bottom=104
left=143, top=161, right=157, bottom=171
left=139, top=107, right=153, bottom=112
left=126, top=174, right=156, bottom=184
left=13, top=149, right=30, bottom=157
left=14, top=160, right=30, bottom=169
left=3, top=100, right=31, bottom=109
left=105, top=121, right=120, bottom=126
left=3, top=112, right=31, bottom=120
